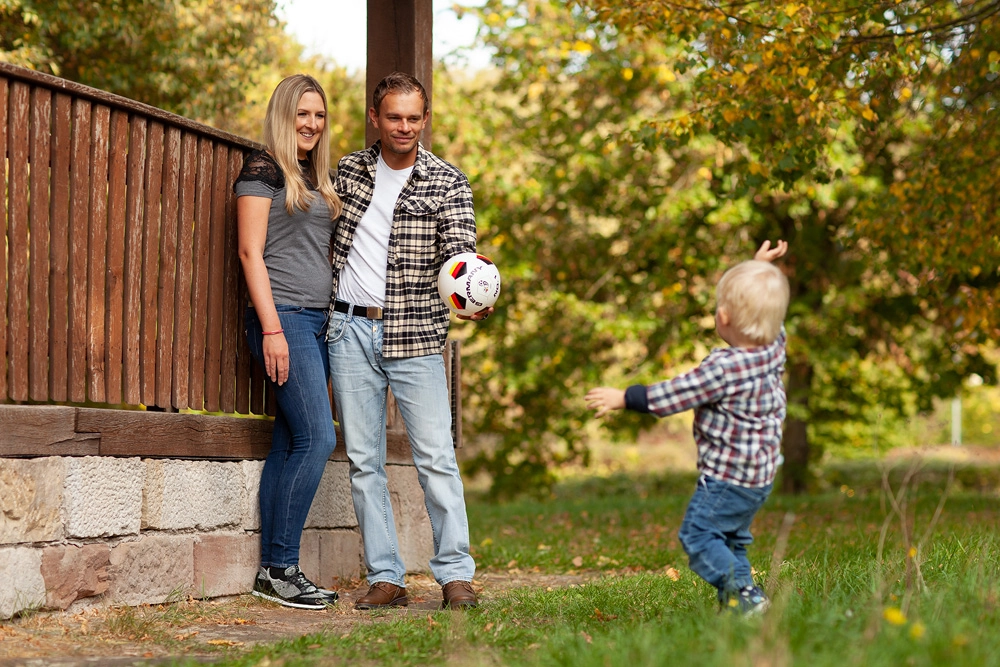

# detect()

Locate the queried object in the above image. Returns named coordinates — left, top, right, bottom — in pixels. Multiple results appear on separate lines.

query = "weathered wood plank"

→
left=220, top=149, right=244, bottom=414
left=67, top=97, right=91, bottom=403
left=49, top=93, right=72, bottom=402
left=188, top=138, right=214, bottom=409
left=104, top=109, right=129, bottom=403
left=156, top=126, right=181, bottom=409
left=0, top=62, right=260, bottom=153
left=249, top=355, right=265, bottom=416
left=0, top=77, right=8, bottom=401
left=0, top=405, right=99, bottom=456
left=79, top=408, right=274, bottom=459
left=122, top=115, right=147, bottom=405
left=203, top=143, right=229, bottom=413
left=140, top=121, right=164, bottom=406
left=87, top=104, right=111, bottom=403
left=172, top=132, right=198, bottom=410
left=449, top=340, right=462, bottom=448
left=8, top=81, right=30, bottom=401
left=28, top=86, right=52, bottom=401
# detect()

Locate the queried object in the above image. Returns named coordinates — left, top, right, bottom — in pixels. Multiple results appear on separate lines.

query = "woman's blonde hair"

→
left=262, top=74, right=342, bottom=219
left=716, top=260, right=790, bottom=346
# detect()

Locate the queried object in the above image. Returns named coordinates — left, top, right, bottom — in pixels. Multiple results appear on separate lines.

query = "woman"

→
left=234, top=74, right=341, bottom=610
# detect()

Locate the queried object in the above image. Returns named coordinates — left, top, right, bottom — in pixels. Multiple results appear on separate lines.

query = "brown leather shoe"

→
left=355, top=581, right=408, bottom=610
left=441, top=580, right=478, bottom=609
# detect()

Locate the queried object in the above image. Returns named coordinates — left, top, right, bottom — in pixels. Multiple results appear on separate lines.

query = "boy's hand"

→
left=585, top=387, right=626, bottom=418
left=754, top=239, right=788, bottom=262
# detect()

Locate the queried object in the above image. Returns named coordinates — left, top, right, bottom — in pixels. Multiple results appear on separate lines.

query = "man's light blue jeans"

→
left=326, top=309, right=475, bottom=587
left=678, top=474, right=772, bottom=597
left=245, top=305, right=337, bottom=569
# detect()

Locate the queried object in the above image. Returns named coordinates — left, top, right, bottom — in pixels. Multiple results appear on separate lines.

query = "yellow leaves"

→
left=664, top=566, right=681, bottom=581
left=480, top=537, right=494, bottom=547
left=697, top=167, right=713, bottom=180
left=970, top=265, right=982, bottom=277
left=742, top=63, right=759, bottom=74
left=898, top=87, right=912, bottom=102
left=731, top=72, right=748, bottom=87
left=571, top=40, right=592, bottom=53
left=989, top=51, right=1000, bottom=64
left=622, top=67, right=634, bottom=81
left=910, top=623, right=926, bottom=640
left=883, top=607, right=907, bottom=626
left=795, top=65, right=809, bottom=77
left=657, top=66, right=677, bottom=83
left=722, top=108, right=740, bottom=123
left=784, top=4, right=801, bottom=18
left=861, top=107, right=877, bottom=121
left=907, top=546, right=917, bottom=558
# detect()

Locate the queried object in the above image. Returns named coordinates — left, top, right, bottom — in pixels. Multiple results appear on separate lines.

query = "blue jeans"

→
left=246, top=306, right=337, bottom=569
left=326, top=309, right=475, bottom=587
left=677, top=474, right=772, bottom=596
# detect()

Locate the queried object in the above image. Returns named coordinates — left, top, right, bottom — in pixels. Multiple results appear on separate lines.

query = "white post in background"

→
left=951, top=396, right=962, bottom=446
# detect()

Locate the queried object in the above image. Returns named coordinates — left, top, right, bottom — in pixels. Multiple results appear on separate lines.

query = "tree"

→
left=438, top=0, right=995, bottom=496
left=1, top=0, right=287, bottom=127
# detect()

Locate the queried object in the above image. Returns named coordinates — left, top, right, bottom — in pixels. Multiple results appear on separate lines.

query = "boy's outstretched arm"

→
left=754, top=239, right=788, bottom=262
left=585, top=387, right=626, bottom=419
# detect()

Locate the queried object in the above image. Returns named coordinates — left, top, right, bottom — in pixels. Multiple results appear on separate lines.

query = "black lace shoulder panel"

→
left=233, top=149, right=285, bottom=191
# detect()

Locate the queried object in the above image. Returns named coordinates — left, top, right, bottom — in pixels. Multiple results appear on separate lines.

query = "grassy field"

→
left=191, top=466, right=999, bottom=666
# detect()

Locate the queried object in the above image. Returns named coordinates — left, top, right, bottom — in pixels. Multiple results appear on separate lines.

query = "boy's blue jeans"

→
left=678, top=474, right=772, bottom=597
left=246, top=305, right=337, bottom=569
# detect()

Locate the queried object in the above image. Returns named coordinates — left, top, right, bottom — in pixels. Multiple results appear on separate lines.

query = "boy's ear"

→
left=717, top=307, right=730, bottom=326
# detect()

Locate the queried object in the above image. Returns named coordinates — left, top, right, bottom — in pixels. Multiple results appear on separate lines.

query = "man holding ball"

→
left=327, top=71, right=491, bottom=610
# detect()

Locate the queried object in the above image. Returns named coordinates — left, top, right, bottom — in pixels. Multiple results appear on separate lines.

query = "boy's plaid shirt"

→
left=331, top=142, right=478, bottom=358
left=640, top=329, right=786, bottom=488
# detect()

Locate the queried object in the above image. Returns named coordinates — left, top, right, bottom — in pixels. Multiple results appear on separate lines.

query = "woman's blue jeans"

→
left=677, top=474, right=772, bottom=596
left=326, top=309, right=475, bottom=587
left=246, top=305, right=337, bottom=569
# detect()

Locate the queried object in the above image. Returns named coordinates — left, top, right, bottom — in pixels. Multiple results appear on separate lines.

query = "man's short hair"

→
left=716, top=260, right=790, bottom=346
left=372, top=71, right=429, bottom=116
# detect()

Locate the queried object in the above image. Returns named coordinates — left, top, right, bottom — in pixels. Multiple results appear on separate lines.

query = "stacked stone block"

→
left=0, top=456, right=432, bottom=619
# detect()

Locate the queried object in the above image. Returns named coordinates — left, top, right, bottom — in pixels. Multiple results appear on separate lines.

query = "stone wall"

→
left=0, top=455, right=433, bottom=619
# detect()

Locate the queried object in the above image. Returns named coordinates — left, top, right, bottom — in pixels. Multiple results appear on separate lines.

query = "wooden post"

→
left=365, top=0, right=433, bottom=150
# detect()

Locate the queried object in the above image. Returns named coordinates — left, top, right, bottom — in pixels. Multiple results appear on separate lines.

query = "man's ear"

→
left=368, top=107, right=378, bottom=127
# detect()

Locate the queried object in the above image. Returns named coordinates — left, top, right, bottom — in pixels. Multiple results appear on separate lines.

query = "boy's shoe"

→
left=721, top=585, right=770, bottom=616
left=256, top=566, right=338, bottom=600
left=252, top=565, right=337, bottom=610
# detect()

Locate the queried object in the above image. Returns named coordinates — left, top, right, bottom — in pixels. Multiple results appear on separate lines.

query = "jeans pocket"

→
left=326, top=311, right=349, bottom=344
left=274, top=304, right=305, bottom=314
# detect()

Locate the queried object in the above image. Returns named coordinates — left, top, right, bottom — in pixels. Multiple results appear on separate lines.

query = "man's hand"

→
left=754, top=239, right=788, bottom=262
left=585, top=387, right=626, bottom=419
left=457, top=306, right=495, bottom=322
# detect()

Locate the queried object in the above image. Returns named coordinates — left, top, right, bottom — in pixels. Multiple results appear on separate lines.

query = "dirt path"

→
left=0, top=571, right=597, bottom=666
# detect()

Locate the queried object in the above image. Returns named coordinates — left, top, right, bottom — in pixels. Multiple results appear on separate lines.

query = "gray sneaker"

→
left=256, top=566, right=338, bottom=599
left=252, top=565, right=336, bottom=610
left=720, top=585, right=770, bottom=616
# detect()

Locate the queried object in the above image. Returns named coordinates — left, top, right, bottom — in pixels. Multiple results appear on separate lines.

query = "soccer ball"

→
left=437, top=253, right=501, bottom=316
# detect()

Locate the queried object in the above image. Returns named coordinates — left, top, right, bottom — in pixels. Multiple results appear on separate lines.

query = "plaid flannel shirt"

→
left=331, top=142, right=478, bottom=358
left=628, top=329, right=787, bottom=487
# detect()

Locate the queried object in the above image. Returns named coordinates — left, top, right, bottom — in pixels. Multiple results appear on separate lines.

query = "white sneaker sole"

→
left=251, top=588, right=329, bottom=610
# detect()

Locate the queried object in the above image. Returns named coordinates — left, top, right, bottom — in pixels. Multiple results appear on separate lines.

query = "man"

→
left=327, top=72, right=491, bottom=610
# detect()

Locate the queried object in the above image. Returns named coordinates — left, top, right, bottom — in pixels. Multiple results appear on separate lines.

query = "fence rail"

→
left=1, top=63, right=462, bottom=445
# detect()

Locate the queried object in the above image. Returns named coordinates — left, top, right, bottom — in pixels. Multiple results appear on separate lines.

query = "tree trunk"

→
left=780, top=358, right=814, bottom=494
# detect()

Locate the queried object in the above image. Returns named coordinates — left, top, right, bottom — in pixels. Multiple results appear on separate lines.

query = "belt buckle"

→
left=366, top=306, right=383, bottom=320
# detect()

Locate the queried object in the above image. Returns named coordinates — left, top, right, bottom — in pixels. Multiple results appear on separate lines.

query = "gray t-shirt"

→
left=234, top=151, right=334, bottom=309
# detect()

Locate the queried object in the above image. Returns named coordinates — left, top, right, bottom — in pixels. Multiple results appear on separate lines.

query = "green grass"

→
left=186, top=469, right=1000, bottom=666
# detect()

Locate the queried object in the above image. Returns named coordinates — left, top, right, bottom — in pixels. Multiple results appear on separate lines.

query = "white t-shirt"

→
left=336, top=153, right=413, bottom=307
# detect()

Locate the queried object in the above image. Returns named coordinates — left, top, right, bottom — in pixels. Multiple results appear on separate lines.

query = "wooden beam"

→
left=365, top=0, right=434, bottom=150
left=0, top=405, right=99, bottom=456
left=78, top=408, right=274, bottom=459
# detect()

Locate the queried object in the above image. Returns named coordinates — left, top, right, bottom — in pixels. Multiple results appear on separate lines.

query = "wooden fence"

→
left=0, top=62, right=461, bottom=449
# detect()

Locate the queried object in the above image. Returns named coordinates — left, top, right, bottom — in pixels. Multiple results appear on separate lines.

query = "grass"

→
left=172, top=468, right=999, bottom=666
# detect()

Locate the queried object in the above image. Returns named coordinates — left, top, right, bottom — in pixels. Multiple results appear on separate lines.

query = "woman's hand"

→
left=263, top=332, right=290, bottom=385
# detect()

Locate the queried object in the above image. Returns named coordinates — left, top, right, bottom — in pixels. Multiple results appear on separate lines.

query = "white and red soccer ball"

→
left=437, top=252, right=501, bottom=317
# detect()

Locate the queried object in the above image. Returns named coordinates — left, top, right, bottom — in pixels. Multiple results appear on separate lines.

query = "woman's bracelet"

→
left=261, top=329, right=284, bottom=336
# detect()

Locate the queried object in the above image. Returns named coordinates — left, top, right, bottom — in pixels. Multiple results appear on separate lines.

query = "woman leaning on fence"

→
left=234, top=74, right=342, bottom=610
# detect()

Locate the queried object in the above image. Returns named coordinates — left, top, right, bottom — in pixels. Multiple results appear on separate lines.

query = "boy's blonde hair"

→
left=716, top=260, right=789, bottom=346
